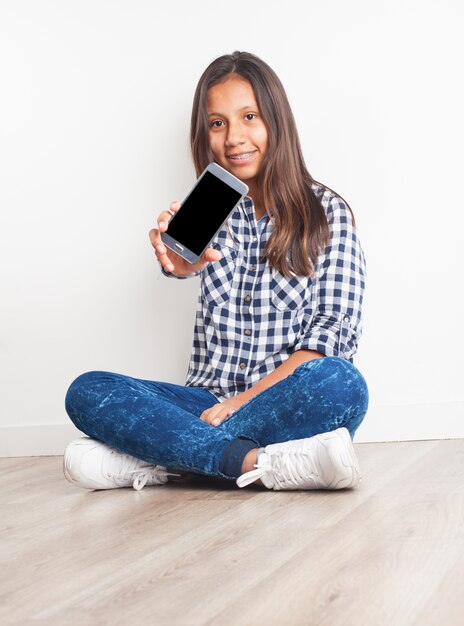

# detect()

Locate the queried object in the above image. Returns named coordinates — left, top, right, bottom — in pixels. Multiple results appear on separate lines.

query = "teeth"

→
left=228, top=152, right=254, bottom=160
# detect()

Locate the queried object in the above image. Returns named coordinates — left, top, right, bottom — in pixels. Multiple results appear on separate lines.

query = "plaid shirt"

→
left=171, top=184, right=365, bottom=401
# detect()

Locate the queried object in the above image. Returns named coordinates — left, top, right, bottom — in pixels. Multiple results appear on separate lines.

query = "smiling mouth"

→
left=226, top=151, right=257, bottom=161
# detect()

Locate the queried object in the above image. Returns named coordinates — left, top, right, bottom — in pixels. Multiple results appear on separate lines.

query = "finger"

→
left=156, top=248, right=175, bottom=273
left=200, top=404, right=223, bottom=425
left=210, top=407, right=235, bottom=427
left=157, top=212, right=173, bottom=232
left=158, top=202, right=180, bottom=232
left=149, top=229, right=175, bottom=272
left=202, top=248, right=222, bottom=263
left=211, top=411, right=232, bottom=426
left=199, top=408, right=213, bottom=423
left=149, top=230, right=166, bottom=256
left=188, top=247, right=222, bottom=274
left=148, top=228, right=168, bottom=259
left=149, top=228, right=161, bottom=249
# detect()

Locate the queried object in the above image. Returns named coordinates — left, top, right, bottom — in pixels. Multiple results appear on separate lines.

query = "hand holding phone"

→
left=150, top=163, right=248, bottom=277
left=150, top=202, right=222, bottom=277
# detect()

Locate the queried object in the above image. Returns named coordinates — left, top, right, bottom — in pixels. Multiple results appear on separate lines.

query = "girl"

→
left=64, top=51, right=368, bottom=492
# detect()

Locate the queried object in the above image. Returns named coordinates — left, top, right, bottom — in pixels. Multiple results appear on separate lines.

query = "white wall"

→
left=1, top=0, right=463, bottom=456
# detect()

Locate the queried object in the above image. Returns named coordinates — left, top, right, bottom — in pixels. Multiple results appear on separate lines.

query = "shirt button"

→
left=244, top=295, right=252, bottom=303
left=244, top=329, right=251, bottom=336
left=343, top=315, right=350, bottom=323
left=249, top=265, right=256, bottom=272
left=239, top=363, right=246, bottom=370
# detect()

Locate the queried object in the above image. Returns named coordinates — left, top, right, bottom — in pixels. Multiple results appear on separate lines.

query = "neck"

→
left=247, top=181, right=266, bottom=220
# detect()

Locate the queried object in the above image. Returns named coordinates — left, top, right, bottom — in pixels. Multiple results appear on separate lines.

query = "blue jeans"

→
left=65, top=357, right=368, bottom=480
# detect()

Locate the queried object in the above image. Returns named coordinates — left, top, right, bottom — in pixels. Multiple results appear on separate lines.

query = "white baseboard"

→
left=355, top=401, right=464, bottom=442
left=0, top=423, right=85, bottom=458
left=1, top=401, right=463, bottom=457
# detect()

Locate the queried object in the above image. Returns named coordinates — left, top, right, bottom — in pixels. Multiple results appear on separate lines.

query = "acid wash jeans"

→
left=65, top=356, right=368, bottom=480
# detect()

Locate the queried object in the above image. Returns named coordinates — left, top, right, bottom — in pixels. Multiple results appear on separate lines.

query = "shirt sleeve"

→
left=297, top=195, right=366, bottom=361
left=160, top=266, right=200, bottom=280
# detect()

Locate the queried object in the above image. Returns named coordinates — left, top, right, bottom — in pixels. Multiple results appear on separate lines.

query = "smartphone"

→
left=160, top=163, right=249, bottom=264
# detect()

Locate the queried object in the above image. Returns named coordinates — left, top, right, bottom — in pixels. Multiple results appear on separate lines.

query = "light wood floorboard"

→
left=1, top=440, right=463, bottom=625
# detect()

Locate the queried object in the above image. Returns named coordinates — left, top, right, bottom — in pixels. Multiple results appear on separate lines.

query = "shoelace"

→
left=102, top=449, right=179, bottom=490
left=128, top=467, right=180, bottom=491
left=267, top=450, right=319, bottom=489
left=237, top=449, right=318, bottom=489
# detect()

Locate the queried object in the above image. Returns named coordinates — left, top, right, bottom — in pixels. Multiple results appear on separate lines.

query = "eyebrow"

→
left=207, top=105, right=258, bottom=117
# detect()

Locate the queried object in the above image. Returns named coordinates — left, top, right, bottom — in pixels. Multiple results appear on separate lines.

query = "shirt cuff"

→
left=298, top=314, right=358, bottom=361
left=160, top=266, right=201, bottom=280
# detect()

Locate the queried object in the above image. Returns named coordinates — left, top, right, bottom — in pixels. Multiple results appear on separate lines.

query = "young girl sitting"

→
left=64, top=51, right=369, bottom=492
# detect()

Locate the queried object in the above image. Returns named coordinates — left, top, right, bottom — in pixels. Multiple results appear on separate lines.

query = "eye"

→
left=245, top=113, right=257, bottom=121
left=210, top=120, right=224, bottom=128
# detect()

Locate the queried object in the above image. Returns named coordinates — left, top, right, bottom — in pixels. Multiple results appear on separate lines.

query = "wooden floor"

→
left=1, top=440, right=464, bottom=626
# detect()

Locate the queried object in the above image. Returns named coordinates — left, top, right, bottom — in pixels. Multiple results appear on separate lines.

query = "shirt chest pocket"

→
left=201, top=247, right=238, bottom=307
left=270, top=271, right=311, bottom=311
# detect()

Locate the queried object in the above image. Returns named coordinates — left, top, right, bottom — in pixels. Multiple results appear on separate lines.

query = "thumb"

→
left=192, top=247, right=222, bottom=271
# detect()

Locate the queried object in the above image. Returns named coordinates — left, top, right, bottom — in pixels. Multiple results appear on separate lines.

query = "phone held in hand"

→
left=160, top=163, right=249, bottom=265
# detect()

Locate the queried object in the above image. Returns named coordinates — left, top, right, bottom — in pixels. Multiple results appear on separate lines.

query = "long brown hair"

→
left=190, top=51, right=330, bottom=277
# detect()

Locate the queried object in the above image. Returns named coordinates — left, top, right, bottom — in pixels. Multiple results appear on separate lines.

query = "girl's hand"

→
left=200, top=395, right=246, bottom=427
left=149, top=202, right=222, bottom=277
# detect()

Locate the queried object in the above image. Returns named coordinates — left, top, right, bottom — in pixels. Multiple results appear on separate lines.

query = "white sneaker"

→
left=63, top=437, right=179, bottom=491
left=236, top=428, right=360, bottom=490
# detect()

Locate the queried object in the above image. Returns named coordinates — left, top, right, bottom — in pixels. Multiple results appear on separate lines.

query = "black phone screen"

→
left=166, top=171, right=242, bottom=256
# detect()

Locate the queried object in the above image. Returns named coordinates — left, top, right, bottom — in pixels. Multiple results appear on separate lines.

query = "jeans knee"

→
left=297, top=356, right=369, bottom=416
left=65, top=370, right=105, bottom=426
left=325, top=357, right=368, bottom=412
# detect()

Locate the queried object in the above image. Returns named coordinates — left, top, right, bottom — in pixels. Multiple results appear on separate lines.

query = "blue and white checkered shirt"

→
left=175, top=184, right=365, bottom=400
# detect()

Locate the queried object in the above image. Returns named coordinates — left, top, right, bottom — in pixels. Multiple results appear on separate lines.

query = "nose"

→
left=225, top=121, right=246, bottom=147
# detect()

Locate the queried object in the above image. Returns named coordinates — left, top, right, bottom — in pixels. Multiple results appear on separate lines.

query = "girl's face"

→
left=207, top=76, right=268, bottom=192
